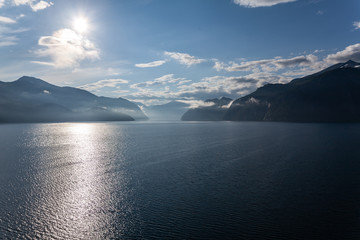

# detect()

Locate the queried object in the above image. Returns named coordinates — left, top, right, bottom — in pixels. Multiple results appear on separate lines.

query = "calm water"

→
left=0, top=121, right=360, bottom=239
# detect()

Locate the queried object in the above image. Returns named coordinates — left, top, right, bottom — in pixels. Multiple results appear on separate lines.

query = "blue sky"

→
left=1, top=0, right=360, bottom=106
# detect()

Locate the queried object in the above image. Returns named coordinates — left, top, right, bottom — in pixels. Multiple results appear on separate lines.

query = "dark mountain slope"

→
left=225, top=61, right=360, bottom=122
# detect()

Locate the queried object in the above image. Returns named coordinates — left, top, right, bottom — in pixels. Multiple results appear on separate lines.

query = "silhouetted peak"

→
left=345, top=60, right=357, bottom=64
left=340, top=60, right=360, bottom=69
left=220, top=97, right=233, bottom=101
left=17, top=76, right=44, bottom=82
left=15, top=76, right=52, bottom=86
left=337, top=60, right=360, bottom=68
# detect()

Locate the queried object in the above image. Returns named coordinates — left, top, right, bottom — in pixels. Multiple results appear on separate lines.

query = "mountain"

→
left=143, top=101, right=189, bottom=120
left=181, top=97, right=233, bottom=121
left=0, top=76, right=148, bottom=123
left=225, top=60, right=360, bottom=122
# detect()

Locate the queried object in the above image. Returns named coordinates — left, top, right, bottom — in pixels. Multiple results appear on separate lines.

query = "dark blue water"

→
left=0, top=121, right=360, bottom=239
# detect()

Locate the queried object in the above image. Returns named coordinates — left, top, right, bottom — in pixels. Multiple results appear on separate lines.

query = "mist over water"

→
left=1, top=122, right=360, bottom=239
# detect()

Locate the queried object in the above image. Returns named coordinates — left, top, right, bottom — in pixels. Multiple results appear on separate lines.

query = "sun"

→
left=73, top=17, right=88, bottom=34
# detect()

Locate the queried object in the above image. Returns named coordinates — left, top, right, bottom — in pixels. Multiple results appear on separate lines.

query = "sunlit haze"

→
left=73, top=16, right=88, bottom=34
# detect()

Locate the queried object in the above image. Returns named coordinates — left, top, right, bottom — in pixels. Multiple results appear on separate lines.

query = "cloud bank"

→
left=126, top=43, right=360, bottom=105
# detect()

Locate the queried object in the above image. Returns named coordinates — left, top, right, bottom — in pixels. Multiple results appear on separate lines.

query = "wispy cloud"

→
left=0, top=36, right=18, bottom=47
left=353, top=21, right=360, bottom=30
left=111, top=89, right=130, bottom=95
left=0, top=0, right=5, bottom=8
left=214, top=54, right=318, bottom=72
left=0, top=16, right=16, bottom=24
left=34, top=28, right=99, bottom=68
left=80, top=78, right=129, bottom=91
left=165, top=51, right=206, bottom=66
left=135, top=60, right=166, bottom=68
left=233, top=0, right=296, bottom=8
left=130, top=74, right=191, bottom=89
left=0, top=25, right=29, bottom=47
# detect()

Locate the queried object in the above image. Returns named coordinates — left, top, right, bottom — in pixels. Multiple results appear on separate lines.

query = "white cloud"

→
left=135, top=60, right=166, bottom=68
left=325, top=43, right=360, bottom=63
left=0, top=16, right=16, bottom=24
left=80, top=78, right=129, bottom=91
left=178, top=75, right=258, bottom=96
left=213, top=61, right=225, bottom=72
left=31, top=0, right=53, bottom=11
left=233, top=0, right=296, bottom=8
left=353, top=21, right=360, bottom=30
left=0, top=0, right=5, bottom=8
left=13, top=0, right=32, bottom=5
left=17, top=14, right=26, bottom=19
left=34, top=28, right=100, bottom=68
left=12, top=0, right=53, bottom=11
left=165, top=51, right=206, bottom=66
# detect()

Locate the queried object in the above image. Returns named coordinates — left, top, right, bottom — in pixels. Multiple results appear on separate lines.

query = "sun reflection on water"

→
left=21, top=123, right=133, bottom=239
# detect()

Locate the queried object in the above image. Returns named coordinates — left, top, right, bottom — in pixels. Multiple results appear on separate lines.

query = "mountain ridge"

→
left=0, top=76, right=147, bottom=123
left=225, top=60, right=360, bottom=122
left=181, top=60, right=360, bottom=122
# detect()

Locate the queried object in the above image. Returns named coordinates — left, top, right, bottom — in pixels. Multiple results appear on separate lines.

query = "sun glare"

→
left=73, top=17, right=88, bottom=34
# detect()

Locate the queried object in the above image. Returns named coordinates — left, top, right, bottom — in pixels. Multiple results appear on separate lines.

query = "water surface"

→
left=1, top=121, right=360, bottom=239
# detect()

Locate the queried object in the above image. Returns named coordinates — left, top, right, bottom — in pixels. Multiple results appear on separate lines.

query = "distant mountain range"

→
left=2, top=60, right=360, bottom=123
left=0, top=76, right=147, bottom=123
left=181, top=97, right=233, bottom=121
left=182, top=60, right=360, bottom=122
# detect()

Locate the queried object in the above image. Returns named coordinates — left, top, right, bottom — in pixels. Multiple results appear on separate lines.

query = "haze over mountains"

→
left=1, top=60, right=360, bottom=123
left=181, top=97, right=233, bottom=121
left=0, top=76, right=147, bottom=123
left=142, top=101, right=190, bottom=121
